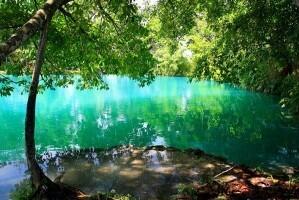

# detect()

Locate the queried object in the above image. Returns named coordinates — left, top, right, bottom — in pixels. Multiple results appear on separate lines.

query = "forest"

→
left=0, top=0, right=299, bottom=200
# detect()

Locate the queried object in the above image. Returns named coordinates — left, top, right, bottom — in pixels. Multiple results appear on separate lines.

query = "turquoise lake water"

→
left=0, top=76, right=299, bottom=171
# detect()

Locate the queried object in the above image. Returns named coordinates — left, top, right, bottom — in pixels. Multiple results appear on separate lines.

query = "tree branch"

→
left=97, top=0, right=120, bottom=35
left=58, top=5, right=107, bottom=64
left=58, top=7, right=91, bottom=36
left=33, top=0, right=39, bottom=10
left=0, top=74, right=26, bottom=85
left=0, top=0, right=73, bottom=65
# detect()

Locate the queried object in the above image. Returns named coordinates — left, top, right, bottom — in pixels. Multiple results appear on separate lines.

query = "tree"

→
left=1, top=0, right=299, bottom=198
left=0, top=0, right=157, bottom=198
left=189, top=0, right=299, bottom=114
left=146, top=0, right=299, bottom=114
left=0, top=0, right=201, bottom=196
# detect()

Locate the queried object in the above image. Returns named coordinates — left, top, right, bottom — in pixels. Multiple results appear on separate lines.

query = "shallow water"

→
left=6, top=147, right=232, bottom=200
left=46, top=147, right=231, bottom=199
left=1, top=76, right=299, bottom=198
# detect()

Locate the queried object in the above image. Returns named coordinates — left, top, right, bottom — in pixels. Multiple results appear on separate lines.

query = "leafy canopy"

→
left=1, top=0, right=299, bottom=114
left=0, top=0, right=160, bottom=94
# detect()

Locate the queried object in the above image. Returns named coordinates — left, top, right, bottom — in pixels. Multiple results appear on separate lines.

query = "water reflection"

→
left=35, top=146, right=231, bottom=199
left=6, top=147, right=298, bottom=199
left=0, top=76, right=299, bottom=172
left=0, top=162, right=27, bottom=200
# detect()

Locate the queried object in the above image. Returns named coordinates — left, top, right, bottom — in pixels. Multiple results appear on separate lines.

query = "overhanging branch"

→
left=0, top=0, right=73, bottom=65
left=97, top=0, right=120, bottom=35
left=58, top=7, right=91, bottom=36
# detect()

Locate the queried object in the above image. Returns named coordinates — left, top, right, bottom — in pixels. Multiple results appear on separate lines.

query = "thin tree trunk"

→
left=25, top=17, right=51, bottom=190
left=24, top=15, right=84, bottom=200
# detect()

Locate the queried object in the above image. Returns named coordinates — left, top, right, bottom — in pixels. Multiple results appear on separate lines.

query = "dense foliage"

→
left=150, top=0, right=299, bottom=114
left=1, top=0, right=299, bottom=114
left=191, top=0, right=299, bottom=115
left=0, top=0, right=156, bottom=94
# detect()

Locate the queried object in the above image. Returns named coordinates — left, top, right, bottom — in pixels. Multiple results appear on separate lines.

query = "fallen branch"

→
left=214, top=166, right=235, bottom=179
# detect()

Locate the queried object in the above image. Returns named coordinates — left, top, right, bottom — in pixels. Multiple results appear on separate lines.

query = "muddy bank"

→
left=31, top=145, right=298, bottom=200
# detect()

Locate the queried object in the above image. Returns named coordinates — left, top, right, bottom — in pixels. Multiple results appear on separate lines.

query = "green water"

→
left=0, top=76, right=299, bottom=171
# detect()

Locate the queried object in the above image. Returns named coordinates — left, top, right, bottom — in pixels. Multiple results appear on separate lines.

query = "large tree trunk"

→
left=25, top=15, right=53, bottom=190
left=0, top=0, right=72, bottom=65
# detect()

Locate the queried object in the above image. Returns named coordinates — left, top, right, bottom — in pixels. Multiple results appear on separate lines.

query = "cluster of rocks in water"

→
left=35, top=145, right=299, bottom=200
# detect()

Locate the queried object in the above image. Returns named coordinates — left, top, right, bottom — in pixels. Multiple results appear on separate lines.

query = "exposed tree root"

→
left=30, top=180, right=85, bottom=200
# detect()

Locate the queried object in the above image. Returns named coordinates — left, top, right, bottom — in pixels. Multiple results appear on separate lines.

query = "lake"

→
left=0, top=76, right=299, bottom=198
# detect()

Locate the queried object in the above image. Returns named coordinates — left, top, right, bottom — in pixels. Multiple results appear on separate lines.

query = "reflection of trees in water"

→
left=28, top=85, right=299, bottom=171
left=9, top=146, right=229, bottom=199
left=96, top=107, right=113, bottom=130
left=135, top=92, right=299, bottom=170
left=1, top=79, right=299, bottom=170
left=9, top=145, right=299, bottom=200
left=32, top=146, right=232, bottom=198
left=0, top=149, right=25, bottom=164
left=128, top=120, right=158, bottom=146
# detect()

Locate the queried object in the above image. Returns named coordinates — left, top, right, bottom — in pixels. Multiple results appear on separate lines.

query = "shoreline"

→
left=3, top=145, right=299, bottom=199
left=1, top=145, right=298, bottom=179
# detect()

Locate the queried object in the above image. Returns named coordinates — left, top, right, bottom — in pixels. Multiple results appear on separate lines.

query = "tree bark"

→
left=1, top=1, right=85, bottom=198
left=25, top=14, right=52, bottom=190
left=23, top=7, right=84, bottom=200
left=0, top=0, right=72, bottom=65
